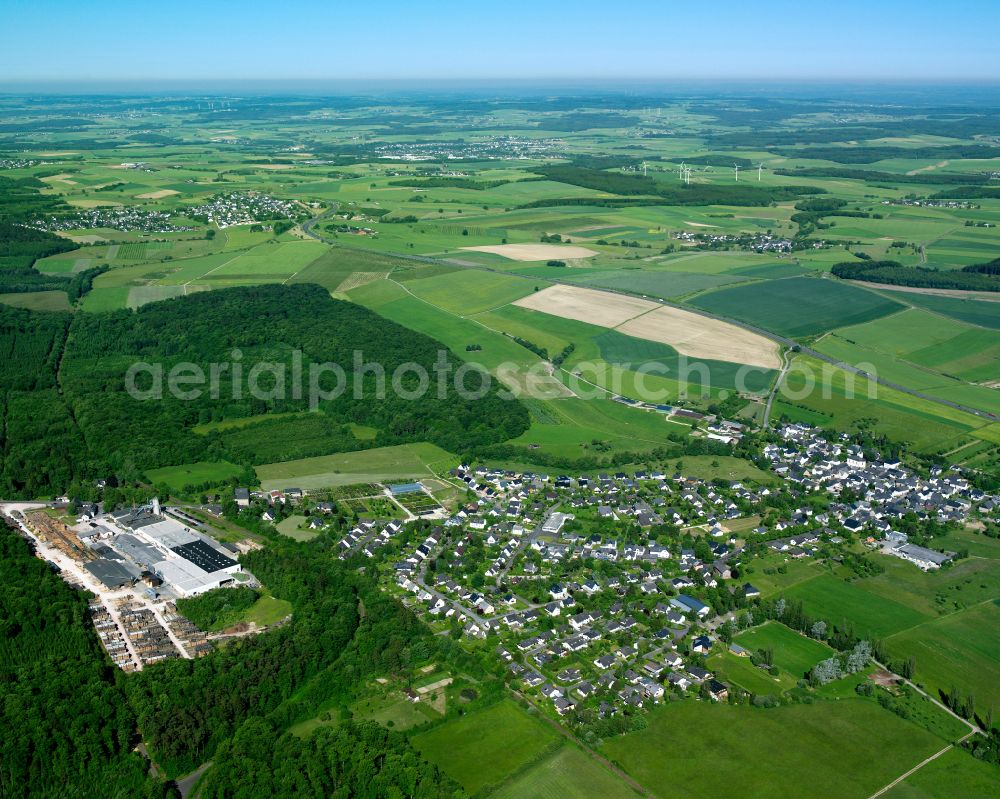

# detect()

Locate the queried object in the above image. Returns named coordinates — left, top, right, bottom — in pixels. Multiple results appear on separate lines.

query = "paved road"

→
left=495, top=502, right=558, bottom=586
left=176, top=761, right=212, bottom=799
left=301, top=211, right=1000, bottom=426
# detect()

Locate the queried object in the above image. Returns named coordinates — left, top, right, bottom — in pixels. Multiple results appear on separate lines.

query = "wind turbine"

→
left=734, top=163, right=740, bottom=182
left=642, top=161, right=648, bottom=177
left=758, top=162, right=764, bottom=181
left=678, top=162, right=685, bottom=180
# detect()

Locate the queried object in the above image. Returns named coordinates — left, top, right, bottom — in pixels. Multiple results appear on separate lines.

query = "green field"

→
left=814, top=334, right=1000, bottom=416
left=783, top=573, right=931, bottom=639
left=594, top=328, right=777, bottom=393
left=275, top=515, right=319, bottom=541
left=603, top=700, right=945, bottom=799
left=777, top=354, right=993, bottom=454
left=0, top=290, right=73, bottom=312
left=351, top=694, right=441, bottom=732
left=690, top=277, right=905, bottom=337
left=883, top=291, right=1000, bottom=330
left=255, top=442, right=457, bottom=490
left=708, top=650, right=798, bottom=695
left=403, top=268, right=541, bottom=315
left=144, top=460, right=244, bottom=492
left=883, top=746, right=1000, bottom=799
left=571, top=267, right=748, bottom=299
left=492, top=744, right=639, bottom=799
left=885, top=600, right=1000, bottom=714
left=735, top=621, right=835, bottom=680
left=411, top=701, right=561, bottom=795
left=858, top=555, right=1000, bottom=618
left=823, top=307, right=1000, bottom=384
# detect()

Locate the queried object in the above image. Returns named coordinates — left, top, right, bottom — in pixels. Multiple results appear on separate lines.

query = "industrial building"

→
left=83, top=503, right=242, bottom=596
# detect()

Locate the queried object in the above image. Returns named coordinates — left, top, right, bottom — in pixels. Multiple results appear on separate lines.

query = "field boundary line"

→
left=881, top=595, right=1000, bottom=641
left=867, top=729, right=977, bottom=799
left=509, top=689, right=656, bottom=798
left=181, top=251, right=246, bottom=287
left=301, top=209, right=1000, bottom=424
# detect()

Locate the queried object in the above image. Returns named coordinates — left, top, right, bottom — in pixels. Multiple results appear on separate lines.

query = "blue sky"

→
left=3, top=0, right=999, bottom=83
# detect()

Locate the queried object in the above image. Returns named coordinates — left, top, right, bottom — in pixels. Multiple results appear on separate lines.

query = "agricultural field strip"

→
left=386, top=278, right=576, bottom=398
left=514, top=284, right=781, bottom=370
left=298, top=209, right=1000, bottom=423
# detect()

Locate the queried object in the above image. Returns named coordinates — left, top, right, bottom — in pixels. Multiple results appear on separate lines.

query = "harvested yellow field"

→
left=460, top=243, right=597, bottom=261
left=514, top=284, right=657, bottom=327
left=619, top=306, right=782, bottom=370
left=514, top=285, right=781, bottom=369
left=136, top=189, right=180, bottom=199
left=40, top=173, right=77, bottom=185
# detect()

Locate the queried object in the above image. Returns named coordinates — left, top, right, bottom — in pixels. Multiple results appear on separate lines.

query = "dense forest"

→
left=831, top=260, right=1000, bottom=292
left=773, top=144, right=1000, bottom=164
left=930, top=186, right=1000, bottom=200
left=126, top=543, right=362, bottom=774
left=0, top=174, right=99, bottom=297
left=128, top=535, right=473, bottom=788
left=197, top=720, right=463, bottom=799
left=0, top=284, right=529, bottom=497
left=388, top=176, right=511, bottom=190
left=0, top=521, right=171, bottom=798
left=774, top=166, right=991, bottom=186
left=0, top=305, right=81, bottom=496
left=1, top=516, right=480, bottom=795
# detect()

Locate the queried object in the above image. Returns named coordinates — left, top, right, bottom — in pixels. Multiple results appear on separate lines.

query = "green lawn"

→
left=275, top=515, right=318, bottom=541
left=492, top=744, right=640, bottom=799
left=245, top=595, right=293, bottom=626
left=144, top=460, right=244, bottom=492
left=602, top=700, right=945, bottom=799
left=735, top=621, right=835, bottom=680
left=255, top=442, right=457, bottom=490
left=708, top=650, right=797, bottom=695
left=411, top=701, right=560, bottom=795
left=351, top=694, right=440, bottom=732
left=662, top=455, right=778, bottom=484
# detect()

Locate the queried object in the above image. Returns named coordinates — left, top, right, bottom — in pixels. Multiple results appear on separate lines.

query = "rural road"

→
left=176, top=761, right=212, bottom=799
left=301, top=210, right=1000, bottom=426
left=763, top=350, right=791, bottom=426
left=866, top=731, right=977, bottom=799
left=863, top=660, right=983, bottom=798
left=873, top=660, right=981, bottom=735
